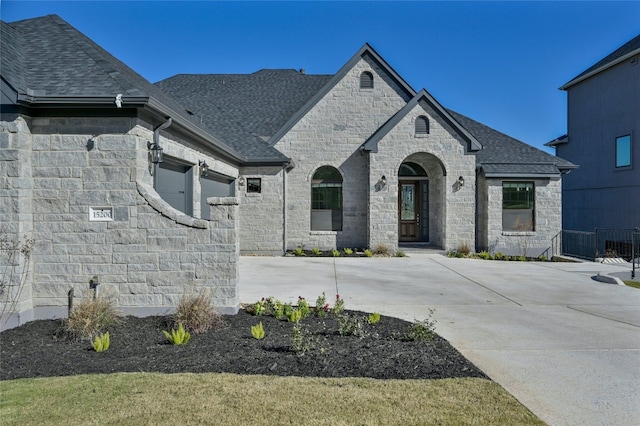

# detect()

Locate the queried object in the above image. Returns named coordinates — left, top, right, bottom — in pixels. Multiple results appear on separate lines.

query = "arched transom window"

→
left=311, top=166, right=343, bottom=231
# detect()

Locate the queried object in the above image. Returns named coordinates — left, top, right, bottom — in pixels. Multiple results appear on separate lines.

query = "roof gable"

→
left=266, top=43, right=417, bottom=145
left=561, top=33, right=640, bottom=90
left=361, top=89, right=483, bottom=153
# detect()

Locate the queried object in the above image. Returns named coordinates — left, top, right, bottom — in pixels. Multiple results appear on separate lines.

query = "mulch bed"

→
left=0, top=310, right=487, bottom=381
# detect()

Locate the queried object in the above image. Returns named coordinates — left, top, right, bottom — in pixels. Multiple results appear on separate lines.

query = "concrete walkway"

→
left=239, top=254, right=640, bottom=426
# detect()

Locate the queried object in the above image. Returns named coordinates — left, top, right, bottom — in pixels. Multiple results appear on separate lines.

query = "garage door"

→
left=200, top=174, right=234, bottom=219
left=155, top=160, right=193, bottom=216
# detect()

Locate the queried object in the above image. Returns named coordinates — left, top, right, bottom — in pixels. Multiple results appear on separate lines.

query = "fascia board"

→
left=560, top=48, right=640, bottom=90
left=483, top=172, right=560, bottom=178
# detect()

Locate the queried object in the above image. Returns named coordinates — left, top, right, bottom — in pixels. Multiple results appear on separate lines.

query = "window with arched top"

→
left=415, top=116, right=429, bottom=135
left=311, top=166, right=343, bottom=231
left=360, top=71, right=374, bottom=89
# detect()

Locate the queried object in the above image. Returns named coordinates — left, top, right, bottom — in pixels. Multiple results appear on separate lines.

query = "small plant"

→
left=331, top=294, right=345, bottom=315
left=251, top=322, right=265, bottom=340
left=372, top=244, right=390, bottom=257
left=478, top=251, right=491, bottom=260
left=332, top=249, right=341, bottom=257
left=406, top=309, right=437, bottom=342
left=311, top=247, right=322, bottom=255
left=291, top=323, right=313, bottom=355
left=292, top=246, right=306, bottom=256
left=287, top=308, right=303, bottom=323
left=314, top=292, right=329, bottom=317
left=297, top=296, right=311, bottom=318
left=343, top=248, right=353, bottom=255
left=282, top=302, right=293, bottom=318
left=173, top=291, right=222, bottom=333
left=367, top=312, right=381, bottom=324
left=91, top=332, right=110, bottom=352
left=517, top=255, right=527, bottom=262
left=0, top=230, right=35, bottom=323
left=456, top=242, right=471, bottom=256
left=395, top=250, right=406, bottom=257
left=271, top=299, right=285, bottom=319
left=494, top=252, right=505, bottom=261
left=537, top=254, right=548, bottom=262
left=363, top=249, right=373, bottom=257
left=66, top=296, right=120, bottom=340
left=163, top=323, right=191, bottom=345
left=337, top=312, right=367, bottom=338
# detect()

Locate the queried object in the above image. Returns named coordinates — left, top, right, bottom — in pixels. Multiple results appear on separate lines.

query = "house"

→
left=157, top=46, right=576, bottom=256
left=546, top=34, right=640, bottom=232
left=1, top=15, right=575, bottom=328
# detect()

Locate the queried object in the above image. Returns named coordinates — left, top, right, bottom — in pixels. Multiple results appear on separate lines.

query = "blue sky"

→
left=2, top=1, right=639, bottom=153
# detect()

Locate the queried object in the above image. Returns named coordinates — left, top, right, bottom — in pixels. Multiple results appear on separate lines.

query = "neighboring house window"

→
left=616, top=135, right=632, bottom=168
left=360, top=71, right=374, bottom=89
left=247, top=178, right=262, bottom=193
left=415, top=116, right=429, bottom=135
left=502, top=182, right=534, bottom=231
left=311, top=166, right=343, bottom=231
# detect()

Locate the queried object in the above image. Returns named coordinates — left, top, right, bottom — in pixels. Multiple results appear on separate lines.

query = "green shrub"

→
left=66, top=296, right=120, bottom=340
left=478, top=251, right=491, bottom=260
left=343, top=248, right=353, bottom=255
left=537, top=255, right=548, bottom=262
left=337, top=312, right=367, bottom=338
left=314, top=292, right=328, bottom=317
left=292, top=246, right=306, bottom=256
left=494, top=252, right=504, bottom=260
left=271, top=299, right=285, bottom=319
left=331, top=294, right=345, bottom=315
left=367, top=312, right=381, bottom=324
left=406, top=310, right=437, bottom=342
left=363, top=249, right=373, bottom=257
left=287, top=308, right=303, bottom=323
left=251, top=322, right=265, bottom=340
left=297, top=297, right=311, bottom=318
left=163, top=323, right=191, bottom=345
left=173, top=292, right=222, bottom=333
left=291, top=323, right=313, bottom=355
left=251, top=298, right=268, bottom=316
left=91, top=332, right=110, bottom=352
left=395, top=250, right=406, bottom=257
left=456, top=242, right=471, bottom=256
left=332, top=249, right=341, bottom=257
left=311, top=247, right=322, bottom=255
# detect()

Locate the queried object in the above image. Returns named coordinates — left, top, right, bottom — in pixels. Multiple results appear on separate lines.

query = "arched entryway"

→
left=398, top=162, right=429, bottom=242
left=397, top=154, right=446, bottom=247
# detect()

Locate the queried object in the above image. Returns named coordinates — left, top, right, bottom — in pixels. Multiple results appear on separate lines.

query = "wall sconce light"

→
left=147, top=141, right=164, bottom=164
left=457, top=176, right=465, bottom=187
left=238, top=176, right=245, bottom=187
left=199, top=160, right=209, bottom=178
left=375, top=175, right=387, bottom=192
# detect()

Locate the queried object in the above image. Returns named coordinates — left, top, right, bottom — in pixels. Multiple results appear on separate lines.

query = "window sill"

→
left=310, top=231, right=338, bottom=235
left=245, top=193, right=261, bottom=197
left=502, top=231, right=535, bottom=236
left=414, top=134, right=429, bottom=138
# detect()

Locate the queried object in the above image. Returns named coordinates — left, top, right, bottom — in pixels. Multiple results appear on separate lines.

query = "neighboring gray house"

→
left=547, top=34, right=639, bottom=231
left=2, top=15, right=575, bottom=328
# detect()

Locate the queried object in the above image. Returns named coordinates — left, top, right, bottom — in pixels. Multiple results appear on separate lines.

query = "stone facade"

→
left=478, top=173, right=562, bottom=257
left=1, top=117, right=239, bottom=330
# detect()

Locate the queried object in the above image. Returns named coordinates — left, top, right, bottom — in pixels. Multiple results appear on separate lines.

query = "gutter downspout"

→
left=283, top=163, right=287, bottom=254
left=152, top=118, right=172, bottom=184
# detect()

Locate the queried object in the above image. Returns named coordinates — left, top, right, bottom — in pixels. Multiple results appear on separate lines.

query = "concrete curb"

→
left=594, top=272, right=625, bottom=285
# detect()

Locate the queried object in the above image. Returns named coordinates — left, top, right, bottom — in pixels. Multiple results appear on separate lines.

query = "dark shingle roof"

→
left=447, top=110, right=576, bottom=175
left=155, top=71, right=333, bottom=157
left=561, top=33, right=640, bottom=89
left=1, top=15, right=260, bottom=163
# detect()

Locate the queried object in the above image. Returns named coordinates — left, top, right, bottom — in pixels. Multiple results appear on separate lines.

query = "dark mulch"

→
left=0, top=310, right=487, bottom=381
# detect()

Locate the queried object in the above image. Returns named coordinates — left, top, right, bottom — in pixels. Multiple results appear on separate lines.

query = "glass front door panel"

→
left=401, top=184, right=415, bottom=221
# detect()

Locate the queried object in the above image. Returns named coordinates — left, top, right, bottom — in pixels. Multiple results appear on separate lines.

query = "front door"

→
left=399, top=181, right=419, bottom=241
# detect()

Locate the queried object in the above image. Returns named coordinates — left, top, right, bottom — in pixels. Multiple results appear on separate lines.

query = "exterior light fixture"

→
left=457, top=176, right=465, bottom=187
left=147, top=141, right=164, bottom=164
left=238, top=176, right=245, bottom=187
left=199, top=160, right=209, bottom=178
left=381, top=175, right=387, bottom=186
left=375, top=175, right=387, bottom=192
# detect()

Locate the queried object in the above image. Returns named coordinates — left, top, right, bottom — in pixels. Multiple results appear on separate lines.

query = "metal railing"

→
left=552, top=228, right=639, bottom=277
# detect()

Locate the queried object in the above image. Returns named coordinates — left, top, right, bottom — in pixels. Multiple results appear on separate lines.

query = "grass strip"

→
left=0, top=373, right=544, bottom=425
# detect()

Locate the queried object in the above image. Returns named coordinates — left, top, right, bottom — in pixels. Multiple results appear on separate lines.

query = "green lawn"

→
left=624, top=280, right=640, bottom=289
left=0, top=373, right=545, bottom=425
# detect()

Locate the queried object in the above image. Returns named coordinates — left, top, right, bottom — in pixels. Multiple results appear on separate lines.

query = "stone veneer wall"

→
left=238, top=166, right=285, bottom=254
left=1, top=117, right=239, bottom=330
left=483, top=176, right=561, bottom=257
left=369, top=102, right=477, bottom=252
left=273, top=56, right=410, bottom=250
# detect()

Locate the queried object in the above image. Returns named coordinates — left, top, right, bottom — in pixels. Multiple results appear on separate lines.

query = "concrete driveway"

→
left=239, top=254, right=640, bottom=426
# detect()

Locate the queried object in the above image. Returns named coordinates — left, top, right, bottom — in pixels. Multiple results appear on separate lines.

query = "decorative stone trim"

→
left=136, top=182, right=208, bottom=229
left=207, top=196, right=239, bottom=206
left=502, top=231, right=536, bottom=236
